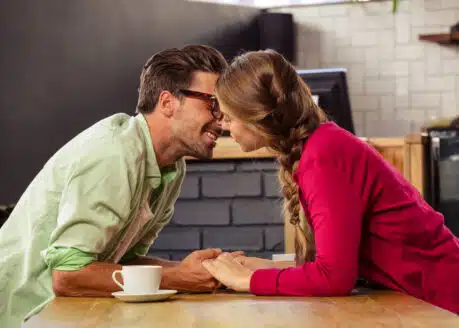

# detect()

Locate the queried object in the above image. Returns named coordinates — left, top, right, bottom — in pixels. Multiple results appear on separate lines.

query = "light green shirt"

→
left=0, top=113, right=185, bottom=328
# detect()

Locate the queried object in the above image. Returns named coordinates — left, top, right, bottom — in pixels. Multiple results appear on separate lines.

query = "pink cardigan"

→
left=250, top=122, right=459, bottom=314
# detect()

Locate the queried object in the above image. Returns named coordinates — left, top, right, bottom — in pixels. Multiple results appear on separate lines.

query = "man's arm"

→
left=52, top=261, right=186, bottom=297
left=52, top=262, right=122, bottom=297
left=52, top=249, right=223, bottom=297
left=124, top=255, right=179, bottom=268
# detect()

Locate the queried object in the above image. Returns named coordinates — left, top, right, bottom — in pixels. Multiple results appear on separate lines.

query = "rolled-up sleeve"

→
left=42, top=247, right=96, bottom=271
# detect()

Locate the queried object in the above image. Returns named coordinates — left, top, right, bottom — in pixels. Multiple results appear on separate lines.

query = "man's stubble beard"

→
left=176, top=131, right=213, bottom=160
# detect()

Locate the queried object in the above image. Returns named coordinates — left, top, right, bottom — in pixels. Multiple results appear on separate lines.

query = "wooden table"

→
left=24, top=290, right=459, bottom=328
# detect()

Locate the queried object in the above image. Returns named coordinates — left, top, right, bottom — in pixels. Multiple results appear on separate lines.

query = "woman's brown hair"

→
left=216, top=49, right=327, bottom=265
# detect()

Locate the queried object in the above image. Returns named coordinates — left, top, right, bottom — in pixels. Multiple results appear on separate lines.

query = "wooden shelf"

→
left=186, top=136, right=409, bottom=161
left=419, top=32, right=459, bottom=45
left=185, top=137, right=274, bottom=161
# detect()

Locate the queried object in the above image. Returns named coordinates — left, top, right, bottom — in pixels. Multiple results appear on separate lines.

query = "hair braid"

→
left=278, top=130, right=316, bottom=265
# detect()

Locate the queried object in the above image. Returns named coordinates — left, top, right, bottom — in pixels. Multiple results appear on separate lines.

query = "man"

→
left=0, top=45, right=228, bottom=328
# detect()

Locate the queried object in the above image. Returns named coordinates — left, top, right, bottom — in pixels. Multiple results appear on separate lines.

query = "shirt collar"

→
left=135, top=113, right=178, bottom=189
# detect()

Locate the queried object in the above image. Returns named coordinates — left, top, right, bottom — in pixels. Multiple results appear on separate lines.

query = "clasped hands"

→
left=202, top=251, right=277, bottom=292
left=174, top=248, right=277, bottom=293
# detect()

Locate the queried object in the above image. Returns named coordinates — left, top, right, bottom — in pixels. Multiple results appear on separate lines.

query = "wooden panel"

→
left=408, top=143, right=424, bottom=195
left=367, top=138, right=405, bottom=175
left=190, top=137, right=407, bottom=161
left=374, top=145, right=405, bottom=174
left=285, top=217, right=296, bottom=254
left=24, top=292, right=459, bottom=328
left=404, top=134, right=424, bottom=195
left=186, top=137, right=274, bottom=161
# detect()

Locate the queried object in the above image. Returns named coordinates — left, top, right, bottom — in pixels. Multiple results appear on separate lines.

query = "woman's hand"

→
left=233, top=256, right=277, bottom=270
left=202, top=253, right=254, bottom=292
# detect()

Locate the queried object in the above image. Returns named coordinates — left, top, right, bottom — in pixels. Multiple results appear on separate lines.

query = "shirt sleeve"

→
left=42, top=247, right=96, bottom=271
left=250, top=159, right=364, bottom=296
left=42, top=152, right=136, bottom=269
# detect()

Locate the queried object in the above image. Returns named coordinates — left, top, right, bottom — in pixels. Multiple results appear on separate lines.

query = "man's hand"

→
left=162, top=248, right=223, bottom=292
left=181, top=248, right=223, bottom=265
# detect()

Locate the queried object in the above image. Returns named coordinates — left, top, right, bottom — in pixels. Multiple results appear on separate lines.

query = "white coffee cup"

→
left=112, top=265, right=162, bottom=294
left=272, top=253, right=295, bottom=262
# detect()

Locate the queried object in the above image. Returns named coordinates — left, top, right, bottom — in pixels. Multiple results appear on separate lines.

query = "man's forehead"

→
left=189, top=71, right=219, bottom=93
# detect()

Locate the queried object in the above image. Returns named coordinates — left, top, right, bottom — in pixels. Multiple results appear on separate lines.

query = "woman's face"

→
left=220, top=103, right=268, bottom=152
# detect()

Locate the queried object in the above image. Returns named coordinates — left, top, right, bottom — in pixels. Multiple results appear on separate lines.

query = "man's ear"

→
left=157, top=91, right=177, bottom=118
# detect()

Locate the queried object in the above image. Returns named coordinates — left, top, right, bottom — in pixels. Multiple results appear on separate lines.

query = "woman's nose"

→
left=221, top=121, right=229, bottom=130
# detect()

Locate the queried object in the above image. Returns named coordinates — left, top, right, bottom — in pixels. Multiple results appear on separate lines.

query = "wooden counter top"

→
left=24, top=290, right=459, bottom=328
left=186, top=136, right=415, bottom=161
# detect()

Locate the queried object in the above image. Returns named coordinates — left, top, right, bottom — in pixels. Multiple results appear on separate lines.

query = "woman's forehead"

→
left=217, top=100, right=231, bottom=114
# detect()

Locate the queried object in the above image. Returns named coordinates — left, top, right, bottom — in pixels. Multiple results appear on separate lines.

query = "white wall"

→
left=271, top=0, right=459, bottom=137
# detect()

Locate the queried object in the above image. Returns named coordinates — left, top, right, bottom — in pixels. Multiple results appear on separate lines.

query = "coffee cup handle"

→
left=112, top=270, right=124, bottom=290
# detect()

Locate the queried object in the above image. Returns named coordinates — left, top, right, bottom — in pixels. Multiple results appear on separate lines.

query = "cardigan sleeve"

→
left=250, top=160, right=364, bottom=296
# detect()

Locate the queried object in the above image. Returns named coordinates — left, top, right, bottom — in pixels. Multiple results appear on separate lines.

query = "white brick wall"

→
left=271, top=0, right=459, bottom=137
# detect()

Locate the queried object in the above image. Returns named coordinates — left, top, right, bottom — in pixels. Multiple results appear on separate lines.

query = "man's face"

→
left=172, top=72, right=222, bottom=159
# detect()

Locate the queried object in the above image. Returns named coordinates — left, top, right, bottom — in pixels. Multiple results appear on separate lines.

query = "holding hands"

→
left=202, top=253, right=279, bottom=292
left=172, top=248, right=223, bottom=292
left=171, top=249, right=245, bottom=292
left=178, top=249, right=292, bottom=293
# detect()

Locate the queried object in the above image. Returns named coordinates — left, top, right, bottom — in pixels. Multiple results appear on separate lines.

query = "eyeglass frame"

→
left=176, top=89, right=223, bottom=120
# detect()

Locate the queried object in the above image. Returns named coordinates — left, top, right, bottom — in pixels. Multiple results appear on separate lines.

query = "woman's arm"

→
left=250, top=159, right=365, bottom=296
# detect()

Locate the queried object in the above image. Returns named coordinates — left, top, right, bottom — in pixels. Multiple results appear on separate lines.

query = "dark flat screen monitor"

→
left=297, top=68, right=355, bottom=134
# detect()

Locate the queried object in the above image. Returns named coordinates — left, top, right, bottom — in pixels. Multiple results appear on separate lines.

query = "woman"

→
left=202, top=49, right=459, bottom=314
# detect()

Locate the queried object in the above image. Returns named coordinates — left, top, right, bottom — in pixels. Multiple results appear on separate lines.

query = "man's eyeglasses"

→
left=177, top=89, right=222, bottom=120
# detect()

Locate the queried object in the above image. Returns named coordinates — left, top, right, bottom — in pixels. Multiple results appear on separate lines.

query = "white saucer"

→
left=112, top=290, right=177, bottom=303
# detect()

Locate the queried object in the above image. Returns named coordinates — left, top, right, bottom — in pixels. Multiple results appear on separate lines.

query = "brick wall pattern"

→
left=148, top=160, right=285, bottom=261
left=271, top=0, right=459, bottom=137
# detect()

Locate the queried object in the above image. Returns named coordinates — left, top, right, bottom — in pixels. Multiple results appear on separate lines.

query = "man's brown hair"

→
left=136, top=45, right=227, bottom=114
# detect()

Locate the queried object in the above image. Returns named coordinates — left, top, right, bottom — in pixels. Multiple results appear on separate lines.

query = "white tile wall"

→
left=271, top=0, right=459, bottom=137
